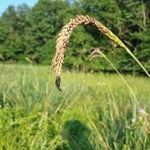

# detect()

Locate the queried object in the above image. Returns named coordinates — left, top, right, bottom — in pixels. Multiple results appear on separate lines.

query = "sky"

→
left=0, top=0, right=38, bottom=16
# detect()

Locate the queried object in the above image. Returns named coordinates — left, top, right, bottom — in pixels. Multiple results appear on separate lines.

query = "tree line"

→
left=0, top=0, right=149, bottom=74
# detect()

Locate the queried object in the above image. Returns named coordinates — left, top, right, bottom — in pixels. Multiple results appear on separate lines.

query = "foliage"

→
left=0, top=64, right=150, bottom=149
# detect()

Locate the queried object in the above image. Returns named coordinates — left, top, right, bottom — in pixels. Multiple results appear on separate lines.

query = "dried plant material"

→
left=89, top=48, right=102, bottom=60
left=52, top=15, right=150, bottom=91
left=55, top=76, right=62, bottom=92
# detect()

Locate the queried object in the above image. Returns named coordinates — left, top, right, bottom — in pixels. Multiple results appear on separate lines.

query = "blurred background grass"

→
left=0, top=64, right=149, bottom=149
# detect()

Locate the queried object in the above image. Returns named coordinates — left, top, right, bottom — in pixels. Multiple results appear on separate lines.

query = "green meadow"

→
left=0, top=64, right=149, bottom=149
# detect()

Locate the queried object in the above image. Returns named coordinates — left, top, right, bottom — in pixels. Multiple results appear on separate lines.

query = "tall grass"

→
left=52, top=15, right=150, bottom=91
left=0, top=64, right=150, bottom=149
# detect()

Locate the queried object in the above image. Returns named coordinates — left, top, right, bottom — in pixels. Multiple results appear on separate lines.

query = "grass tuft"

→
left=0, top=64, right=150, bottom=149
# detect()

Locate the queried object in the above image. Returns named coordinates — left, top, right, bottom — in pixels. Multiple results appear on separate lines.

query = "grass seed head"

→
left=52, top=15, right=150, bottom=90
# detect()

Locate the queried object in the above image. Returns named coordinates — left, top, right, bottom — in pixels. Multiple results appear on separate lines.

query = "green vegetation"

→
left=0, top=0, right=150, bottom=73
left=0, top=0, right=150, bottom=149
left=0, top=64, right=150, bottom=149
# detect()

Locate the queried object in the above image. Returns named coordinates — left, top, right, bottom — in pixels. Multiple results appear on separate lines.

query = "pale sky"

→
left=0, top=0, right=38, bottom=16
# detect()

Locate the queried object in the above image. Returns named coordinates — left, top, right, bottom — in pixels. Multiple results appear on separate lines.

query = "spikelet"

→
left=52, top=15, right=150, bottom=91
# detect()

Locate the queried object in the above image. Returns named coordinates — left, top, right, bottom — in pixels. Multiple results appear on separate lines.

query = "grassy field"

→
left=0, top=64, right=150, bottom=150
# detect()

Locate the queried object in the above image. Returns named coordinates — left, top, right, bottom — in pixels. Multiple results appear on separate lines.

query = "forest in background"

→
left=0, top=0, right=149, bottom=73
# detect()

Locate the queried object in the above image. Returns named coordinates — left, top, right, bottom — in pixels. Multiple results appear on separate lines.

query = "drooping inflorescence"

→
left=52, top=15, right=150, bottom=91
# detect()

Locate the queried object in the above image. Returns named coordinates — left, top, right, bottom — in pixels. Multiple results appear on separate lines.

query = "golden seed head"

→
left=51, top=15, right=137, bottom=90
